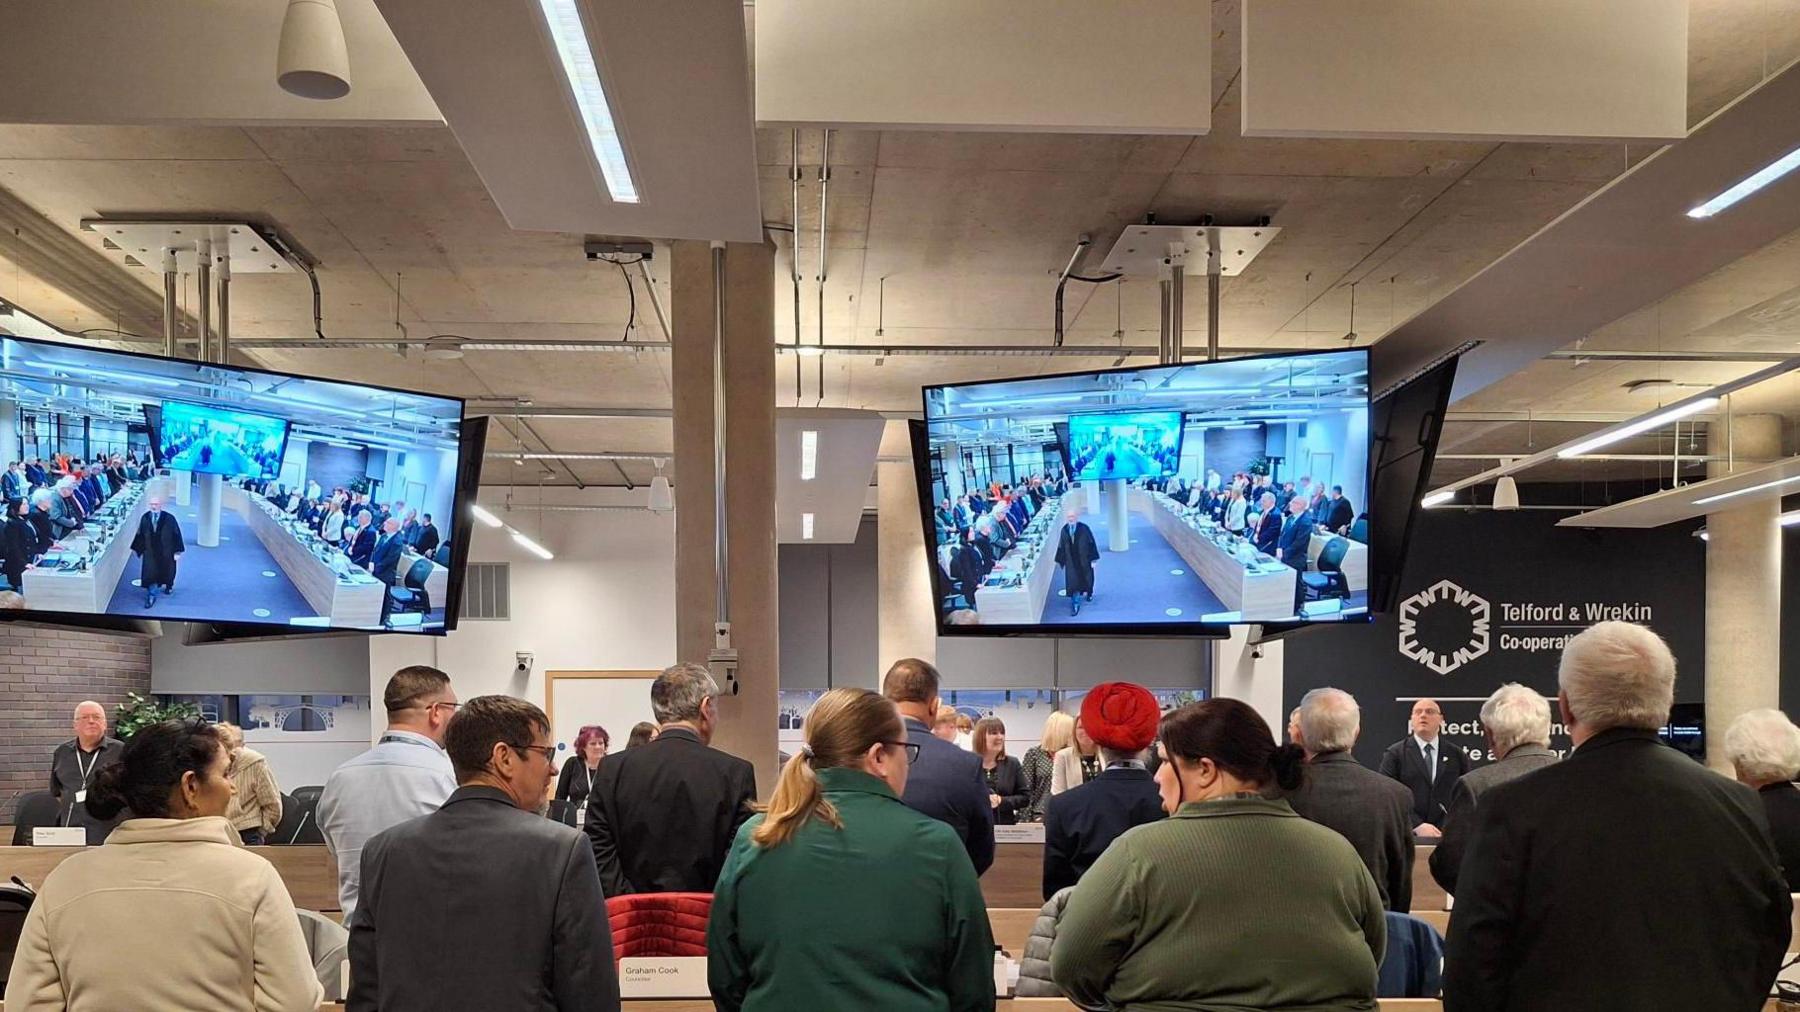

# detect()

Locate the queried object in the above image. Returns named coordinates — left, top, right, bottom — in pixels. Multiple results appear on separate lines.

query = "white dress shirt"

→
left=315, top=729, right=456, bottom=921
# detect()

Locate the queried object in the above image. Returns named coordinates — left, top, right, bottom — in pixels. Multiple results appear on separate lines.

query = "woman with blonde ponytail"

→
left=707, top=687, right=995, bottom=1012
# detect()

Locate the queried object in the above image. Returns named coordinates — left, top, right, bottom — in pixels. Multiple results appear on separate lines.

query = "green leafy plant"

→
left=111, top=692, right=199, bottom=739
left=1248, top=456, right=1274, bottom=478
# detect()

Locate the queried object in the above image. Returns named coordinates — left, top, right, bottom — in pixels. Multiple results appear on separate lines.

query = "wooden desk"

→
left=53, top=1003, right=1795, bottom=1012
left=1413, top=843, right=1449, bottom=912
left=21, top=477, right=173, bottom=612
left=1308, top=530, right=1369, bottom=592
left=983, top=842, right=1045, bottom=909
left=1134, top=490, right=1297, bottom=621
left=226, top=485, right=384, bottom=627
left=0, top=844, right=339, bottom=911
left=974, top=501, right=1066, bottom=625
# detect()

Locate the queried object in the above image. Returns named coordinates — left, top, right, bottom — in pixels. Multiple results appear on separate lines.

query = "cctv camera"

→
left=514, top=651, right=534, bottom=678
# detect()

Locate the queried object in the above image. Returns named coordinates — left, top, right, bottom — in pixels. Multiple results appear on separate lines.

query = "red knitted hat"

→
left=1080, top=682, right=1159, bottom=752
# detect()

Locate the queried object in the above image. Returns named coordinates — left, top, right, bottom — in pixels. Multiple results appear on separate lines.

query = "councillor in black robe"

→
left=130, top=496, right=184, bottom=607
left=1055, top=509, right=1099, bottom=616
left=1, top=498, right=38, bottom=592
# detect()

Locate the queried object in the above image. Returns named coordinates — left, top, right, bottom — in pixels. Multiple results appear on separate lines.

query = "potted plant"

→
left=111, top=692, right=200, bottom=739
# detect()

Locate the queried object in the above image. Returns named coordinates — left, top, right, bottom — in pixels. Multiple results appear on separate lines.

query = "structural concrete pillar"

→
left=878, top=419, right=937, bottom=672
left=1704, top=410, right=1783, bottom=771
left=1106, top=478, right=1129, bottom=551
left=0, top=400, right=17, bottom=466
left=195, top=472, right=222, bottom=547
left=172, top=470, right=192, bottom=506
left=671, top=239, right=779, bottom=794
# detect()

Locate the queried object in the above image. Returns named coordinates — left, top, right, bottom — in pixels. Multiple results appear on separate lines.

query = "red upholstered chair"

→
left=605, top=892, right=713, bottom=961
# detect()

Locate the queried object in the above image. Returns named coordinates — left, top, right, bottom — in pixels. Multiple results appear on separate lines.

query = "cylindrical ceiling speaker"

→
left=278, top=0, right=352, bottom=100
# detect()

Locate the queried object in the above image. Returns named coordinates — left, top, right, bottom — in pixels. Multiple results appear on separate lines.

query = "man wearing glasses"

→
left=318, top=666, right=460, bottom=921
left=49, top=700, right=126, bottom=843
left=351, top=695, right=619, bottom=1012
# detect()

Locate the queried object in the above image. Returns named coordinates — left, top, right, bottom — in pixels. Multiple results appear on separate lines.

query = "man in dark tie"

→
left=1253, top=491, right=1283, bottom=556
left=130, top=496, right=184, bottom=609
left=1054, top=508, right=1099, bottom=617
left=1275, top=495, right=1313, bottom=571
left=369, top=518, right=407, bottom=626
left=1377, top=697, right=1470, bottom=836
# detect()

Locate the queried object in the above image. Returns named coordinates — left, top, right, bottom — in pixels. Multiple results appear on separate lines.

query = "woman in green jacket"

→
left=1052, top=698, right=1386, bottom=1012
left=707, top=687, right=996, bottom=1012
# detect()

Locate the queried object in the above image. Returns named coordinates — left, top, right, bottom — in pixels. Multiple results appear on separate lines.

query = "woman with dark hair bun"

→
left=6, top=718, right=324, bottom=1012
left=1052, top=699, right=1386, bottom=1012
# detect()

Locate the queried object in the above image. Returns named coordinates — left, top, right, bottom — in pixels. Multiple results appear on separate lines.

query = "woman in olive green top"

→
left=1052, top=698, right=1385, bottom=1012
left=707, top=687, right=996, bottom=1012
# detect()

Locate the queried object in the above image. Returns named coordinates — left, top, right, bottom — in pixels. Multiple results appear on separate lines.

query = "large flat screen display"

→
left=159, top=400, right=291, bottom=479
left=0, top=333, right=471, bottom=636
left=1067, top=410, right=1182, bottom=481
left=919, top=348, right=1372, bottom=635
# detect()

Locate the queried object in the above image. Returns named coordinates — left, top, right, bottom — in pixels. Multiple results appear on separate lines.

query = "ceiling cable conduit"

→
left=791, top=128, right=804, bottom=404
left=815, top=128, right=830, bottom=406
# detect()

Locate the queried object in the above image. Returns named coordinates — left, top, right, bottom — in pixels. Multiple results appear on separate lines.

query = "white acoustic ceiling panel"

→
left=756, top=0, right=1210, bottom=134
left=1242, top=0, right=1686, bottom=143
left=376, top=0, right=763, bottom=241
left=776, top=410, right=887, bottom=544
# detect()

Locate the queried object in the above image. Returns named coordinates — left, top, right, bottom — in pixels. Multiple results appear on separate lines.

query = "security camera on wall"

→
left=515, top=651, right=534, bottom=680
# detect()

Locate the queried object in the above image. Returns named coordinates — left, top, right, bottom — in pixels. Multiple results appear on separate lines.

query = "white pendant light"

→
left=1492, top=475, right=1520, bottom=511
left=647, top=459, right=673, bottom=512
left=278, top=0, right=352, bottom=100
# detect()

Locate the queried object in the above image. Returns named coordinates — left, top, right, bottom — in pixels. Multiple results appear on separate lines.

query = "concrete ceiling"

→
left=0, top=0, right=1794, bottom=493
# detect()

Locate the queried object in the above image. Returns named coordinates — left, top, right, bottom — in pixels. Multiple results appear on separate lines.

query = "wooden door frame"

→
left=543, top=670, right=661, bottom=736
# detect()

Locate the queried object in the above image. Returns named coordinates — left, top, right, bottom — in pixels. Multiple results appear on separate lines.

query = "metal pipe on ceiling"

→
left=1543, top=349, right=1797, bottom=363
left=791, top=128, right=803, bottom=404
left=215, top=249, right=231, bottom=365
left=1054, top=235, right=1092, bottom=349
left=816, top=128, right=830, bottom=405
left=195, top=239, right=212, bottom=365
left=161, top=249, right=179, bottom=359
left=711, top=240, right=731, bottom=633
left=484, top=450, right=666, bottom=461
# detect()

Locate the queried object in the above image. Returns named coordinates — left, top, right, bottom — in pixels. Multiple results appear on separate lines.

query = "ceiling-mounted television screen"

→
left=159, top=400, right=291, bottom=480
left=0, top=333, right=471, bottom=635
left=918, top=348, right=1372, bottom=636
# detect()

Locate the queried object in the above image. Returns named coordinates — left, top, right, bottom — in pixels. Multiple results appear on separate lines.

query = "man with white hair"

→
left=1444, top=621, right=1791, bottom=1012
left=1724, top=708, right=1800, bottom=892
left=1427, top=683, right=1559, bottom=894
left=1285, top=687, right=1415, bottom=912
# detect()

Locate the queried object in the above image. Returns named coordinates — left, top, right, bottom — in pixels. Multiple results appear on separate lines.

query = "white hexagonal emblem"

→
left=1397, top=579, right=1491, bottom=675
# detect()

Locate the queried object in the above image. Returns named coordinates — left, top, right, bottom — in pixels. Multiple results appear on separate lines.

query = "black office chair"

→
left=0, top=876, right=37, bottom=998
left=1349, top=516, right=1370, bottom=543
left=290, top=785, right=325, bottom=809
left=387, top=558, right=435, bottom=619
left=1302, top=536, right=1353, bottom=602
left=9, top=791, right=60, bottom=846
left=270, top=791, right=325, bottom=845
left=432, top=543, right=451, bottom=567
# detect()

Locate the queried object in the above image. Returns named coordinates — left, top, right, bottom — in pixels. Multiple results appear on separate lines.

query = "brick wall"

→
left=0, top=624, right=152, bottom=822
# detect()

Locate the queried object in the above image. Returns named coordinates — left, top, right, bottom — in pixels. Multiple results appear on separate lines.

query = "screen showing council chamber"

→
left=0, top=333, right=469, bottom=635
left=919, top=348, right=1372, bottom=634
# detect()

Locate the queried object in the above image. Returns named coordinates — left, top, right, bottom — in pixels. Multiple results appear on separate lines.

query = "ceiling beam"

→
left=1544, top=349, right=1794, bottom=363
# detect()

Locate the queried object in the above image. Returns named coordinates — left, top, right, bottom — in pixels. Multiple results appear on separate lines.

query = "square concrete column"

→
left=878, top=419, right=937, bottom=670
left=1704, top=411, right=1783, bottom=771
left=671, top=240, right=779, bottom=793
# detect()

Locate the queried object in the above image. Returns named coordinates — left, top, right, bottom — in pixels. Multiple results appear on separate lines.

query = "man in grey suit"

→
left=1428, top=683, right=1559, bottom=895
left=1286, top=687, right=1416, bottom=912
left=349, top=695, right=619, bottom=1012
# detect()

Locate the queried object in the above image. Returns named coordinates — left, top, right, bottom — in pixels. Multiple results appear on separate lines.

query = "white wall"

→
left=377, top=446, right=458, bottom=529
left=1283, top=410, right=1370, bottom=508
left=366, top=487, right=678, bottom=735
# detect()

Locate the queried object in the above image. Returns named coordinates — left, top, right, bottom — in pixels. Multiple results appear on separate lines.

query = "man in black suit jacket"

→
left=351, top=695, right=620, bottom=1012
left=413, top=514, right=441, bottom=558
left=1723, top=708, right=1800, bottom=892
left=1324, top=485, right=1355, bottom=533
left=1252, top=491, right=1283, bottom=555
left=1275, top=495, right=1313, bottom=571
left=368, top=518, right=407, bottom=625
left=1042, top=682, right=1166, bottom=899
left=1378, top=698, right=1470, bottom=834
left=584, top=663, right=756, bottom=896
left=1445, top=622, right=1791, bottom=1012
left=1286, top=687, right=1415, bottom=912
left=882, top=657, right=995, bottom=875
left=1429, top=684, right=1559, bottom=895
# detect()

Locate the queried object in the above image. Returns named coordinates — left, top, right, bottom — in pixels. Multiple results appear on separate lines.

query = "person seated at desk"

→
left=348, top=509, right=377, bottom=567
left=1051, top=699, right=1384, bottom=1012
left=707, top=687, right=995, bottom=1012
left=7, top=718, right=325, bottom=1012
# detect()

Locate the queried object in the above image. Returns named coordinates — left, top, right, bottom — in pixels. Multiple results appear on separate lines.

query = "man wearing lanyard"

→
left=318, top=666, right=460, bottom=922
left=50, top=700, right=125, bottom=843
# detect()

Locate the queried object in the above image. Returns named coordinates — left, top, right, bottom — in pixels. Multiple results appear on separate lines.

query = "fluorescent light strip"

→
left=1555, top=397, right=1718, bottom=459
left=536, top=0, right=639, bottom=204
left=1692, top=474, right=1800, bottom=507
left=1421, top=491, right=1454, bottom=508
left=801, top=512, right=815, bottom=540
left=511, top=530, right=555, bottom=560
left=470, top=505, right=504, bottom=528
left=1687, top=144, right=1800, bottom=219
left=800, top=430, right=818, bottom=481
left=1701, top=510, right=1800, bottom=540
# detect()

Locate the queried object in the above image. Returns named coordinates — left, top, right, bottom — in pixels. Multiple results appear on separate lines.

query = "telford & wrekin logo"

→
left=1397, top=579, right=1491, bottom=675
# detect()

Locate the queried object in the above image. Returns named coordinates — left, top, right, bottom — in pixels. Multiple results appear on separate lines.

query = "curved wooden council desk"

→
left=223, top=485, right=384, bottom=627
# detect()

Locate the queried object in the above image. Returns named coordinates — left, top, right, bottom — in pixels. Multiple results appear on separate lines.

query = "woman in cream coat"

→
left=7, top=718, right=323, bottom=1012
left=1050, top=715, right=1104, bottom=795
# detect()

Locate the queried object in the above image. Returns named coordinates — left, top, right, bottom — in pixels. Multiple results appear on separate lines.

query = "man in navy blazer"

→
left=882, top=657, right=995, bottom=875
left=1042, top=683, right=1166, bottom=899
left=1252, top=491, right=1283, bottom=556
left=1275, top=495, right=1314, bottom=571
